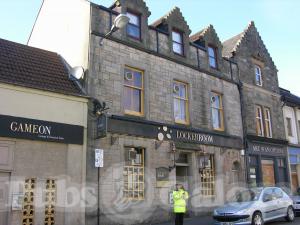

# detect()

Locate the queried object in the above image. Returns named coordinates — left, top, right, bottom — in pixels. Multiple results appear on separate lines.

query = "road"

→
left=156, top=215, right=300, bottom=225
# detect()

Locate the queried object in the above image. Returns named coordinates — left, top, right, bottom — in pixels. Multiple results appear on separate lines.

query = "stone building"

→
left=223, top=22, right=289, bottom=188
left=281, top=88, right=300, bottom=193
left=0, top=38, right=88, bottom=225
left=28, top=0, right=250, bottom=224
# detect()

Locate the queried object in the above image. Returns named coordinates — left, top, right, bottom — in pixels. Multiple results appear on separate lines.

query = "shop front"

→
left=91, top=115, right=244, bottom=225
left=246, top=136, right=289, bottom=188
left=289, top=147, right=300, bottom=193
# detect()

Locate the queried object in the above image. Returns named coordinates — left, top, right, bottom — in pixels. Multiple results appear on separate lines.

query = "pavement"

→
left=155, top=215, right=300, bottom=225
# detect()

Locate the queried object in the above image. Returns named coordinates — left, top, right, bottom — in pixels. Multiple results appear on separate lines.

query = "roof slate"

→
left=280, top=88, right=300, bottom=106
left=0, top=38, right=84, bottom=97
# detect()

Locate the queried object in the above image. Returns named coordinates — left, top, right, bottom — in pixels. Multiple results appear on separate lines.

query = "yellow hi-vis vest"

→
left=173, top=189, right=188, bottom=213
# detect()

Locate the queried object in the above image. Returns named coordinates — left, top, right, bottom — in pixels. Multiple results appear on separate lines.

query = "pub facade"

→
left=223, top=22, right=289, bottom=188
left=85, top=1, right=245, bottom=224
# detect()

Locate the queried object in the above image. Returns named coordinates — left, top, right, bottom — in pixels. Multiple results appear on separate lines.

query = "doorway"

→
left=0, top=172, right=10, bottom=225
left=261, top=159, right=275, bottom=186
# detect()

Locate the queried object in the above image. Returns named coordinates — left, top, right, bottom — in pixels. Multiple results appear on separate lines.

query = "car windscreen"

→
left=230, top=189, right=262, bottom=203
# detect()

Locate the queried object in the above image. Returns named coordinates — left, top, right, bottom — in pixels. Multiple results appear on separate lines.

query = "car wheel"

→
left=285, top=206, right=295, bottom=222
left=252, top=212, right=264, bottom=225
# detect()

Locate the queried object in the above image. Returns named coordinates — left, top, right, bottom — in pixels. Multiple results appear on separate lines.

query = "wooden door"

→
left=0, top=173, right=9, bottom=225
left=292, top=173, right=299, bottom=194
left=262, top=159, right=275, bottom=186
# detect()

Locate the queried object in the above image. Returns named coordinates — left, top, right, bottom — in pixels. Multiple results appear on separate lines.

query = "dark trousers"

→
left=175, top=213, right=184, bottom=225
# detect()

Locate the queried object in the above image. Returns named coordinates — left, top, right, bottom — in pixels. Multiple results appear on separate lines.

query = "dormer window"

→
left=126, top=11, right=141, bottom=40
left=172, top=30, right=184, bottom=55
left=255, top=65, right=263, bottom=86
left=208, top=45, right=218, bottom=69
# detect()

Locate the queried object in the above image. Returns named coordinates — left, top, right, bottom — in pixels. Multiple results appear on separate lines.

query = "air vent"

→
left=125, top=72, right=133, bottom=81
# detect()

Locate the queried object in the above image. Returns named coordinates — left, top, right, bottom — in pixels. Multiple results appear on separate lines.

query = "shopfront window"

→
left=123, top=147, right=145, bottom=200
left=199, top=154, right=215, bottom=196
left=277, top=158, right=287, bottom=184
left=249, top=156, right=258, bottom=188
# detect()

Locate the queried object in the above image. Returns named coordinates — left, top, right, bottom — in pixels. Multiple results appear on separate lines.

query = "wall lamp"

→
left=99, top=13, right=130, bottom=46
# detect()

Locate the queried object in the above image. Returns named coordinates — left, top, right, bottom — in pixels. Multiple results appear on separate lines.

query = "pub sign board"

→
left=108, top=116, right=243, bottom=149
left=248, top=141, right=286, bottom=156
left=0, top=114, right=84, bottom=145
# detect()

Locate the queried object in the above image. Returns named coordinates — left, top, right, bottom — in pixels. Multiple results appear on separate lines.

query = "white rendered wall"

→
left=283, top=106, right=298, bottom=144
left=28, top=0, right=90, bottom=69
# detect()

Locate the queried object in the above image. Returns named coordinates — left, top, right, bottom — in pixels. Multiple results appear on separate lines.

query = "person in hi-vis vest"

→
left=172, top=184, right=189, bottom=225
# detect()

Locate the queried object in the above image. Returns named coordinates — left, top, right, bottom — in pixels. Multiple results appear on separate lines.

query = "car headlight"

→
left=213, top=209, right=219, bottom=215
left=235, top=208, right=250, bottom=215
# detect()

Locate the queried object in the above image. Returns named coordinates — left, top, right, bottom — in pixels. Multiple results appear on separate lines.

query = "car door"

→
left=261, top=188, right=277, bottom=220
left=273, top=188, right=287, bottom=217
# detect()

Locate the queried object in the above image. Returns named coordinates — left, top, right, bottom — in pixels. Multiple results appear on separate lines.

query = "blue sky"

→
left=0, top=0, right=299, bottom=95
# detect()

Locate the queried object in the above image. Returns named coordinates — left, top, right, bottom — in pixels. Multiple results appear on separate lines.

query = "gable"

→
left=151, top=7, right=191, bottom=35
left=190, top=25, right=222, bottom=49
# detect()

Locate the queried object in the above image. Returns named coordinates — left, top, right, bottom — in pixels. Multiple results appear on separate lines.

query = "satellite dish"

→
left=70, top=66, right=84, bottom=80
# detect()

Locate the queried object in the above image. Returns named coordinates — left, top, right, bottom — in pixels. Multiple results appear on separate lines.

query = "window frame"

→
left=123, top=66, right=144, bottom=117
left=199, top=154, right=215, bottom=197
left=126, top=10, right=141, bottom=40
left=211, top=92, right=224, bottom=131
left=172, top=29, right=184, bottom=56
left=255, top=105, right=264, bottom=136
left=123, top=147, right=145, bottom=201
left=286, top=117, right=293, bottom=137
left=173, top=80, right=189, bottom=125
left=254, top=65, right=263, bottom=86
left=208, top=45, right=218, bottom=69
left=264, top=107, right=272, bottom=138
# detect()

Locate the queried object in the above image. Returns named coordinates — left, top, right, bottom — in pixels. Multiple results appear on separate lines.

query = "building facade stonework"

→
left=27, top=0, right=290, bottom=224
left=86, top=1, right=244, bottom=224
left=223, top=22, right=289, bottom=188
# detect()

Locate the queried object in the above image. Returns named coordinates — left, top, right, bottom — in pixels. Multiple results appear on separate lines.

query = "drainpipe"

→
left=235, top=60, right=249, bottom=187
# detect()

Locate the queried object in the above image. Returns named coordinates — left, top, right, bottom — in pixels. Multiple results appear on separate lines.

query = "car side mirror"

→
left=263, top=194, right=272, bottom=202
left=297, top=187, right=300, bottom=195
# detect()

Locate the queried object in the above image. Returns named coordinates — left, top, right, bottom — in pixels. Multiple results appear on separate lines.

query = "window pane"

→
left=127, top=24, right=140, bottom=39
left=172, top=31, right=182, bottom=43
left=209, top=57, right=216, bottom=68
left=173, top=42, right=183, bottom=55
left=180, top=99, right=186, bottom=121
left=211, top=94, right=220, bottom=108
left=286, top=118, right=293, bottom=136
left=126, top=12, right=139, bottom=26
left=132, top=89, right=141, bottom=112
left=123, top=86, right=141, bottom=112
left=133, top=71, right=142, bottom=88
left=179, top=83, right=186, bottom=98
left=174, top=98, right=186, bottom=121
left=212, top=108, right=221, bottom=129
left=208, top=47, right=215, bottom=57
left=124, top=86, right=132, bottom=110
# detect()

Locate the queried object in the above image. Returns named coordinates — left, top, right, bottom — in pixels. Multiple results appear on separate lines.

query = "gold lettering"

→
left=24, top=124, right=32, bottom=133
left=32, top=125, right=38, bottom=134
left=10, top=122, right=18, bottom=132
left=18, top=123, right=24, bottom=132
left=45, top=126, right=51, bottom=135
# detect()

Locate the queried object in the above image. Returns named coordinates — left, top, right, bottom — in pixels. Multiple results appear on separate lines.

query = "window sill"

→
left=175, top=120, right=190, bottom=126
left=124, top=110, right=144, bottom=117
left=127, top=34, right=142, bottom=42
left=173, top=52, right=185, bottom=58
